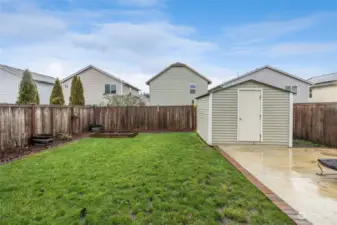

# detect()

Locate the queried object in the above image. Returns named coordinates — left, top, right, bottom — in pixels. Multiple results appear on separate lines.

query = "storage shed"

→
left=196, top=79, right=293, bottom=147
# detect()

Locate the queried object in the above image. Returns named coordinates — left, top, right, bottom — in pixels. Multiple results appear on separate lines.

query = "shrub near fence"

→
left=0, top=104, right=196, bottom=151
left=293, top=103, right=337, bottom=147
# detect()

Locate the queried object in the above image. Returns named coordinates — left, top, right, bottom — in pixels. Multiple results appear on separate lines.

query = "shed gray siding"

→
left=221, top=68, right=308, bottom=103
left=149, top=67, right=208, bottom=106
left=197, top=95, right=209, bottom=143
left=212, top=81, right=290, bottom=146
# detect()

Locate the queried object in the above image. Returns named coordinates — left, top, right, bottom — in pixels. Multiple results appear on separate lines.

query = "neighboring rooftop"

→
left=209, top=65, right=312, bottom=92
left=62, top=65, right=141, bottom=91
left=0, top=64, right=55, bottom=84
left=196, top=79, right=294, bottom=99
left=146, top=62, right=212, bottom=85
left=308, top=72, right=337, bottom=85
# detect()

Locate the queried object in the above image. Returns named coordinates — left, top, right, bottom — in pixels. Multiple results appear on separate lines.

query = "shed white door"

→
left=238, top=89, right=262, bottom=142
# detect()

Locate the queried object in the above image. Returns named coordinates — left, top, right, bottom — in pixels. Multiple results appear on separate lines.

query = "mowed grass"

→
left=0, top=133, right=292, bottom=224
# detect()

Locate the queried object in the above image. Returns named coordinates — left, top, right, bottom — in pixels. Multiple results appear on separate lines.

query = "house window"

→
left=190, top=83, right=196, bottom=94
left=105, top=84, right=117, bottom=94
left=291, top=86, right=298, bottom=95
left=64, top=84, right=68, bottom=88
left=285, top=85, right=297, bottom=95
left=309, top=87, right=312, bottom=98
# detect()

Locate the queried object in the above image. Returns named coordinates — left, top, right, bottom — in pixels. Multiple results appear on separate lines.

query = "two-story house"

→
left=61, top=65, right=140, bottom=105
left=210, top=65, right=311, bottom=103
left=308, top=72, right=337, bottom=102
left=146, top=62, right=212, bottom=106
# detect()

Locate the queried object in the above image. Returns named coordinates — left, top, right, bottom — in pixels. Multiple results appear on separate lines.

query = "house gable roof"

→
left=196, top=79, right=293, bottom=99
left=308, top=72, right=337, bottom=86
left=209, top=65, right=311, bottom=92
left=61, top=65, right=140, bottom=91
left=146, top=62, right=212, bottom=85
left=0, top=64, right=55, bottom=84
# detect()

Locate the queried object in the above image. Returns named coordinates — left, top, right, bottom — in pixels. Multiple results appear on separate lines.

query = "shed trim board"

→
left=208, top=93, right=213, bottom=145
left=237, top=88, right=263, bottom=142
left=289, top=93, right=293, bottom=147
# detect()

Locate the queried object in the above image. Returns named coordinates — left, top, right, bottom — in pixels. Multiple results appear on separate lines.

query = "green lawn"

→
left=0, top=133, right=292, bottom=224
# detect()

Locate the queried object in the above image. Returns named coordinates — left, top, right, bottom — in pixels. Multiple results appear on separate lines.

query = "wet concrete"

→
left=219, top=145, right=337, bottom=225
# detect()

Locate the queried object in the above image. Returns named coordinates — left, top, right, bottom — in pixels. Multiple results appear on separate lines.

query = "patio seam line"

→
left=215, top=146, right=312, bottom=225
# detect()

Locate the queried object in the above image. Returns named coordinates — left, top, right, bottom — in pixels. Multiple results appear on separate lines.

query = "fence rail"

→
left=293, top=103, right=337, bottom=147
left=0, top=105, right=196, bottom=151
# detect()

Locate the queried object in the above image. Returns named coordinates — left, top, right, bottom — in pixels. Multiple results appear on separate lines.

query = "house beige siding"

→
left=62, top=68, right=140, bottom=105
left=309, top=85, right=337, bottom=102
left=122, top=83, right=139, bottom=96
left=197, top=95, right=209, bottom=143
left=149, top=67, right=208, bottom=106
left=212, top=80, right=290, bottom=146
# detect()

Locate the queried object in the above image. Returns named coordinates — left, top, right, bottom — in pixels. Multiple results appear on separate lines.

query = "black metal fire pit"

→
left=31, top=134, right=54, bottom=146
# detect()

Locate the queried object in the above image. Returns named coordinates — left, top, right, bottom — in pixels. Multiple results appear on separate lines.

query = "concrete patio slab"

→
left=218, top=145, right=337, bottom=225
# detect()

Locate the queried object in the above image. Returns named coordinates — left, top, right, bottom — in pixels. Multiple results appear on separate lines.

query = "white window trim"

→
left=291, top=85, right=298, bottom=96
left=237, top=88, right=263, bottom=142
left=106, top=84, right=117, bottom=94
left=285, top=85, right=298, bottom=96
left=289, top=93, right=293, bottom=147
left=207, top=93, right=213, bottom=145
left=190, top=83, right=196, bottom=94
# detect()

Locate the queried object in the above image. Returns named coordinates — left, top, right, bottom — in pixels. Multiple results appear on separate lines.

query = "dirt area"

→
left=0, top=133, right=91, bottom=164
left=219, top=144, right=337, bottom=225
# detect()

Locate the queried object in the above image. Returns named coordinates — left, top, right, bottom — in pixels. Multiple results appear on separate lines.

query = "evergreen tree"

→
left=34, top=83, right=40, bottom=104
left=49, top=78, right=65, bottom=105
left=76, top=77, right=85, bottom=106
left=17, top=70, right=39, bottom=104
left=69, top=76, right=78, bottom=105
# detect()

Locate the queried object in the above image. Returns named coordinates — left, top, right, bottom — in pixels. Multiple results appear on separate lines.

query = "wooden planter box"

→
left=90, top=131, right=138, bottom=138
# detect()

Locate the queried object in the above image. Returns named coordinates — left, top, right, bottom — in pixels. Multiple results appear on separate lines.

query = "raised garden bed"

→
left=0, top=133, right=91, bottom=164
left=90, top=130, right=138, bottom=138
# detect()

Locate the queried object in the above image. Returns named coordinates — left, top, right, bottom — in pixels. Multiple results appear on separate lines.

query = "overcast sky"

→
left=0, top=0, right=337, bottom=92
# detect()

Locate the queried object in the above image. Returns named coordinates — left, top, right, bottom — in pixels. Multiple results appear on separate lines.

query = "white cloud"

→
left=224, top=17, right=315, bottom=45
left=267, top=42, right=337, bottom=56
left=0, top=12, right=66, bottom=38
left=0, top=5, right=221, bottom=92
left=1, top=1, right=335, bottom=94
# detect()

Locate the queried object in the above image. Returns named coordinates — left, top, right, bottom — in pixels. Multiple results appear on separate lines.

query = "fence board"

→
left=294, top=103, right=337, bottom=147
left=0, top=105, right=195, bottom=151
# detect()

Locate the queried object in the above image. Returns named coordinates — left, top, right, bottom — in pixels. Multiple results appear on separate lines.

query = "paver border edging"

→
left=214, top=146, right=312, bottom=225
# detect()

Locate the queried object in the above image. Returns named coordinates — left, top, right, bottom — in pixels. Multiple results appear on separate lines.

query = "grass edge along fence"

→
left=0, top=104, right=196, bottom=151
left=293, top=102, right=337, bottom=147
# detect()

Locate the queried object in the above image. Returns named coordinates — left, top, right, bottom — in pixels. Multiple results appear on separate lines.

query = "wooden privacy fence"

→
left=0, top=105, right=196, bottom=150
left=293, top=103, right=337, bottom=147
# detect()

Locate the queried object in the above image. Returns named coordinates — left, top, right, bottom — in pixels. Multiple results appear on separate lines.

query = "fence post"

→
left=51, top=106, right=54, bottom=136
left=70, top=106, right=74, bottom=134
left=31, top=104, right=36, bottom=136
